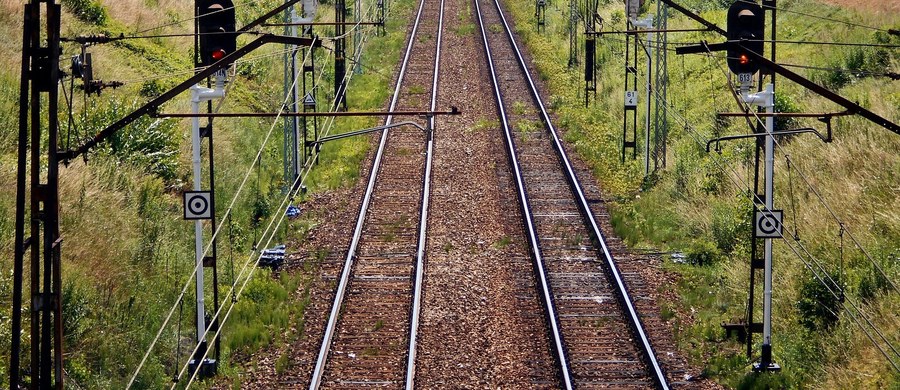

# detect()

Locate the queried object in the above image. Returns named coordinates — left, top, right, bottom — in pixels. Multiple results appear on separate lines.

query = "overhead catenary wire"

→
left=776, top=62, right=900, bottom=80
left=735, top=0, right=897, bottom=35
left=123, top=17, right=372, bottom=85
left=171, top=1, right=382, bottom=382
left=121, top=47, right=297, bottom=85
left=751, top=39, right=900, bottom=49
left=707, top=48, right=900, bottom=298
left=708, top=51, right=900, bottom=298
left=621, top=30, right=900, bottom=368
left=636, top=65, right=900, bottom=373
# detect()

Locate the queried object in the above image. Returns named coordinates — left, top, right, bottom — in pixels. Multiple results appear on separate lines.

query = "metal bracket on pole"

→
left=676, top=41, right=900, bottom=137
left=708, top=111, right=851, bottom=151
left=153, top=107, right=461, bottom=118
left=59, top=33, right=322, bottom=162
left=306, top=120, right=427, bottom=146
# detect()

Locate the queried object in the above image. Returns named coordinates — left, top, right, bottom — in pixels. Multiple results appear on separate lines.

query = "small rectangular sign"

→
left=184, top=191, right=213, bottom=220
left=625, top=91, right=638, bottom=107
left=755, top=209, right=783, bottom=238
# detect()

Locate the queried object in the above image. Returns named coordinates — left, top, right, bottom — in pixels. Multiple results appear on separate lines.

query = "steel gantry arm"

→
left=676, top=41, right=900, bottom=136
left=658, top=0, right=726, bottom=36
left=59, top=34, right=321, bottom=162
left=740, top=47, right=900, bottom=136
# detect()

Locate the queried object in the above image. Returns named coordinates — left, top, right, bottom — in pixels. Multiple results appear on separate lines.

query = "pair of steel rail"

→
left=310, top=0, right=669, bottom=387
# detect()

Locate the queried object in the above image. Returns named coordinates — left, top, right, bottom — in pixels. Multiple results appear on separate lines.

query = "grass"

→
left=407, top=85, right=426, bottom=95
left=469, top=118, right=498, bottom=133
left=454, top=3, right=476, bottom=36
left=502, top=0, right=900, bottom=388
left=493, top=235, right=512, bottom=249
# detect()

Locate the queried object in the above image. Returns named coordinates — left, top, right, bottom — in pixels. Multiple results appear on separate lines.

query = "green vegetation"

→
left=454, top=4, right=477, bottom=37
left=0, top=0, right=416, bottom=387
left=504, top=0, right=900, bottom=388
left=493, top=235, right=513, bottom=249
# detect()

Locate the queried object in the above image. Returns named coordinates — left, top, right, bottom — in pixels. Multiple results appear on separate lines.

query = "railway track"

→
left=307, top=0, right=444, bottom=387
left=475, top=0, right=670, bottom=388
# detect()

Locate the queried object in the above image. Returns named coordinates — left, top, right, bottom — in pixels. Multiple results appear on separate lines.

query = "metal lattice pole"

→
left=653, top=1, right=668, bottom=171
left=568, top=0, right=578, bottom=67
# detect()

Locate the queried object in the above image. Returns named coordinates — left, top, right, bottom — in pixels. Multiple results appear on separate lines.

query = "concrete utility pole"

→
left=743, top=82, right=779, bottom=371
left=284, top=1, right=301, bottom=187
left=188, top=72, right=226, bottom=374
left=631, top=15, right=653, bottom=177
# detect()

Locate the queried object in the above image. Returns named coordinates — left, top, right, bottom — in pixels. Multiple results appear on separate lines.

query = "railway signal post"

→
left=186, top=72, right=227, bottom=378
left=742, top=82, right=781, bottom=372
left=631, top=15, right=653, bottom=177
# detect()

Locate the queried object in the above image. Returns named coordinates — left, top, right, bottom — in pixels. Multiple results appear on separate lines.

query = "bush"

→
left=774, top=93, right=800, bottom=132
left=686, top=240, right=720, bottom=266
left=82, top=101, right=180, bottom=181
left=139, top=80, right=165, bottom=98
left=797, top=271, right=844, bottom=331
left=61, top=283, right=91, bottom=344
left=858, top=266, right=890, bottom=302
left=711, top=198, right=751, bottom=255
left=820, top=63, right=852, bottom=90
left=61, top=0, right=108, bottom=26
left=737, top=371, right=792, bottom=390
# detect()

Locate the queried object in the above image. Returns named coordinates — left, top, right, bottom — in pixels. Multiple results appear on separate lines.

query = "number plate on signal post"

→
left=625, top=91, right=638, bottom=108
left=739, top=73, right=754, bottom=88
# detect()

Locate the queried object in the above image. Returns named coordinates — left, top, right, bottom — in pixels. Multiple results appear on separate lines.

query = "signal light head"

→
left=726, top=1, right=765, bottom=75
left=198, top=0, right=236, bottom=67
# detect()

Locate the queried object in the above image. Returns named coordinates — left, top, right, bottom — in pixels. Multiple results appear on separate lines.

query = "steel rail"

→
left=487, top=0, right=670, bottom=388
left=307, top=0, right=435, bottom=385
left=405, top=0, right=444, bottom=385
left=473, top=0, right=573, bottom=388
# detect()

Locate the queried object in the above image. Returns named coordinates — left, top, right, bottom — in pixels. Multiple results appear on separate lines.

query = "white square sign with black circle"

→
left=184, top=191, right=213, bottom=220
left=755, top=209, right=783, bottom=238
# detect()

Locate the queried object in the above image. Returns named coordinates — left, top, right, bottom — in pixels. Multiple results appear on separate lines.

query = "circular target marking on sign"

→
left=189, top=196, right=209, bottom=216
left=755, top=210, right=783, bottom=238
left=184, top=191, right=212, bottom=220
left=758, top=215, right=779, bottom=235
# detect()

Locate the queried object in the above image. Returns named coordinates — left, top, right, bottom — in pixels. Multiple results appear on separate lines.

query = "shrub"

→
left=797, top=271, right=844, bottom=331
left=774, top=93, right=800, bottom=132
left=711, top=198, right=751, bottom=255
left=815, top=58, right=852, bottom=90
left=82, top=101, right=180, bottom=181
left=858, top=266, right=890, bottom=302
left=139, top=80, right=165, bottom=98
left=686, top=240, right=720, bottom=266
left=61, top=282, right=91, bottom=344
left=737, top=371, right=792, bottom=390
left=61, top=0, right=108, bottom=26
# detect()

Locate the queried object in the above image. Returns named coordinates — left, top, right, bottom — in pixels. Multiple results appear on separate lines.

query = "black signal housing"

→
left=726, top=1, right=765, bottom=75
left=198, top=0, right=237, bottom=67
